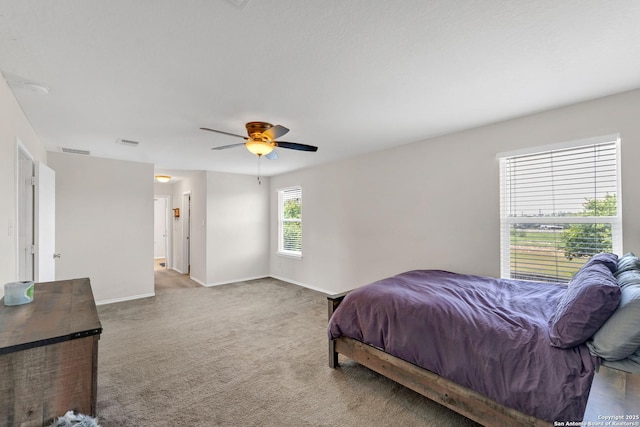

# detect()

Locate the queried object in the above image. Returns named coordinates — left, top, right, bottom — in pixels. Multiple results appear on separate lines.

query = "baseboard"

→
left=189, top=276, right=207, bottom=286
left=268, top=274, right=333, bottom=295
left=205, top=275, right=269, bottom=287
left=92, top=277, right=331, bottom=304
left=162, top=270, right=209, bottom=287
left=96, top=292, right=156, bottom=306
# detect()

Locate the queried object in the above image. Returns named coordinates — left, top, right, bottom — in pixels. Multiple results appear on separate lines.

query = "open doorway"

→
left=154, top=196, right=170, bottom=271
left=16, top=141, right=56, bottom=282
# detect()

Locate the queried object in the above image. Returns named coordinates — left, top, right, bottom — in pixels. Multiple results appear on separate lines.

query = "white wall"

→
left=154, top=182, right=173, bottom=197
left=166, top=171, right=269, bottom=286
left=270, top=89, right=640, bottom=294
left=0, top=75, right=48, bottom=298
left=205, top=171, right=270, bottom=285
left=48, top=152, right=155, bottom=303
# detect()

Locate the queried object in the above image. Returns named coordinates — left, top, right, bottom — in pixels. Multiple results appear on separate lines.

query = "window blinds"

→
left=499, top=137, right=621, bottom=283
left=279, top=186, right=302, bottom=255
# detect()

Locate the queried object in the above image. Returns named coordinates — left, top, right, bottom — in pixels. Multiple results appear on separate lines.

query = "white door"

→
left=183, top=192, right=191, bottom=275
left=17, top=145, right=34, bottom=281
left=35, top=161, right=56, bottom=282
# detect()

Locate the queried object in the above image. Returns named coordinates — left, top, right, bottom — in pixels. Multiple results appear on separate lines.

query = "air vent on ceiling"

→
left=117, top=138, right=140, bottom=147
left=226, top=0, right=250, bottom=8
left=61, top=147, right=91, bottom=155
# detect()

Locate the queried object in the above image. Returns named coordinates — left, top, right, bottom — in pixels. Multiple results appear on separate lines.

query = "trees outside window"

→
left=562, top=194, right=616, bottom=260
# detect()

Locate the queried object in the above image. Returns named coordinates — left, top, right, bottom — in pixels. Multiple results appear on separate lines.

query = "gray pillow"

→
left=616, top=269, right=640, bottom=288
left=548, top=253, right=621, bottom=349
left=629, top=346, right=640, bottom=365
left=615, top=252, right=640, bottom=277
left=587, top=282, right=640, bottom=360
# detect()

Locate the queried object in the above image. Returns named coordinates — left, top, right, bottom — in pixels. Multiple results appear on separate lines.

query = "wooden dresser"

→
left=0, top=278, right=102, bottom=427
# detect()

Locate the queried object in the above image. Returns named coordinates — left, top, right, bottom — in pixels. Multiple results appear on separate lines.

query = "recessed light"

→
left=5, top=75, right=50, bottom=95
left=22, top=81, right=49, bottom=95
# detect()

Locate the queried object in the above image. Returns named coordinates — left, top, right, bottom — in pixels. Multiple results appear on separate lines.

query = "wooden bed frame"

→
left=327, top=292, right=552, bottom=427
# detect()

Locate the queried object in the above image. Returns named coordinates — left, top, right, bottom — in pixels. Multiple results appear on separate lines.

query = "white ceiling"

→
left=2, top=0, right=640, bottom=178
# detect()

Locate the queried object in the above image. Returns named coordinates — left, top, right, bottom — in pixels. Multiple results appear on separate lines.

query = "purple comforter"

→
left=327, top=270, right=598, bottom=422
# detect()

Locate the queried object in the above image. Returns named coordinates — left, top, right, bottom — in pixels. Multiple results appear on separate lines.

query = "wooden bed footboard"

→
left=327, top=291, right=350, bottom=368
left=326, top=293, right=551, bottom=427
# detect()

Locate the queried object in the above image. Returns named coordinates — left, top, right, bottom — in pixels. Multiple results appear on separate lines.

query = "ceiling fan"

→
left=201, top=121, right=318, bottom=159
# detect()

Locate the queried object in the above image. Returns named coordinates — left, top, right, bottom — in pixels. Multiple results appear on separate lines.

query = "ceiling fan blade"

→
left=263, top=125, right=289, bottom=140
left=211, top=142, right=246, bottom=150
left=276, top=141, right=318, bottom=152
left=200, top=127, right=247, bottom=139
left=265, top=150, right=278, bottom=160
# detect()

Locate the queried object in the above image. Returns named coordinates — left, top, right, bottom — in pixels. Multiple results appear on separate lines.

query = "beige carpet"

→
left=153, top=265, right=201, bottom=292
left=95, top=271, right=480, bottom=426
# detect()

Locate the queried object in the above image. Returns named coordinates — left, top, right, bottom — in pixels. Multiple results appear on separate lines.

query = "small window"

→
left=278, top=186, right=302, bottom=257
left=498, top=135, right=622, bottom=283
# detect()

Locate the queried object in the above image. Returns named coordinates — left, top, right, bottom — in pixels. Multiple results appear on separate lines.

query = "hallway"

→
left=154, top=259, right=200, bottom=292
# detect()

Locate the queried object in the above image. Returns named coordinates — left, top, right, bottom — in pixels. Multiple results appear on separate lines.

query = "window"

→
left=278, top=186, right=302, bottom=257
left=498, top=135, right=621, bottom=283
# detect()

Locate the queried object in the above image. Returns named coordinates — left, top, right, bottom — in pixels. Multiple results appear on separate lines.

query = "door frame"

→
left=182, top=192, right=191, bottom=275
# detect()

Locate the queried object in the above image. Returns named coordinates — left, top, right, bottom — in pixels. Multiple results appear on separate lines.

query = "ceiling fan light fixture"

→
left=155, top=175, right=171, bottom=183
left=203, top=121, right=317, bottom=156
left=245, top=138, right=275, bottom=156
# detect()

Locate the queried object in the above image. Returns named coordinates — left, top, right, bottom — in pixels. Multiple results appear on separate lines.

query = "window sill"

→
left=277, top=251, right=302, bottom=260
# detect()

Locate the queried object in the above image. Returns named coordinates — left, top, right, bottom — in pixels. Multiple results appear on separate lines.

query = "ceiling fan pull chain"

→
left=257, top=156, right=262, bottom=185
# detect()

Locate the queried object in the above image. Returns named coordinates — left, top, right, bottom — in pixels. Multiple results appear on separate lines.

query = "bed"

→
left=327, top=252, right=640, bottom=426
